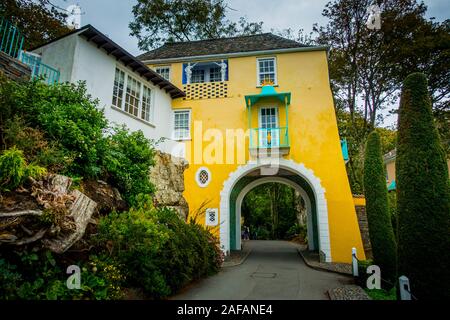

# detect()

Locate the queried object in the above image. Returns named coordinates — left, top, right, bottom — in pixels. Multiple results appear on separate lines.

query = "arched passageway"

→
left=219, top=159, right=332, bottom=262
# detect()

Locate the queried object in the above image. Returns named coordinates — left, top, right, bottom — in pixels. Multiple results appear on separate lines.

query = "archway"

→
left=219, top=159, right=332, bottom=262
left=235, top=176, right=315, bottom=252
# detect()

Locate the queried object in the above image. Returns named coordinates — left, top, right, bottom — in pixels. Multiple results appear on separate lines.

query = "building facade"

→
left=28, top=25, right=186, bottom=156
left=140, top=33, right=365, bottom=263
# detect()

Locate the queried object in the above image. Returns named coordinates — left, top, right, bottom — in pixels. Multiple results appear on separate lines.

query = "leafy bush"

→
left=102, top=126, right=155, bottom=205
left=0, top=79, right=108, bottom=178
left=3, top=116, right=75, bottom=172
left=0, top=79, right=156, bottom=204
left=363, top=131, right=397, bottom=288
left=0, top=251, right=124, bottom=300
left=0, top=147, right=46, bottom=192
left=96, top=196, right=221, bottom=298
left=396, top=73, right=450, bottom=299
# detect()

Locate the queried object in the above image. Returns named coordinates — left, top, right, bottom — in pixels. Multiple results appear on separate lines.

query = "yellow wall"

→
left=149, top=50, right=366, bottom=262
left=386, top=160, right=396, bottom=185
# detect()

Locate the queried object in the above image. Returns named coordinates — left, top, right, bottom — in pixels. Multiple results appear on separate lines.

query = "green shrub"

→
left=396, top=73, right=450, bottom=299
left=96, top=197, right=221, bottom=298
left=356, top=259, right=373, bottom=288
left=0, top=250, right=124, bottom=300
left=0, top=79, right=108, bottom=178
left=102, top=126, right=155, bottom=205
left=365, top=287, right=397, bottom=300
left=3, top=116, right=75, bottom=173
left=387, top=191, right=398, bottom=238
left=363, top=131, right=397, bottom=287
left=0, top=147, right=46, bottom=192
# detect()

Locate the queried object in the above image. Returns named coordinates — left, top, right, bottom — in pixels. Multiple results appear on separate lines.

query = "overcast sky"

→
left=53, top=0, right=449, bottom=56
left=52, top=0, right=448, bottom=127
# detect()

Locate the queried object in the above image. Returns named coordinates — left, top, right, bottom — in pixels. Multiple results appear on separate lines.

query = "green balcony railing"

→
left=0, top=17, right=24, bottom=58
left=19, top=52, right=60, bottom=85
left=250, top=127, right=290, bottom=149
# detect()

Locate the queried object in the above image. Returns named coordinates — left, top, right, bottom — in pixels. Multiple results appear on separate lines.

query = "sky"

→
left=51, top=0, right=449, bottom=127
left=52, top=0, right=449, bottom=56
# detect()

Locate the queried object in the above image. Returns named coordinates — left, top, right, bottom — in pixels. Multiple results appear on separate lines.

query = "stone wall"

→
left=149, top=150, right=189, bottom=220
left=0, top=51, right=30, bottom=81
left=355, top=205, right=372, bottom=259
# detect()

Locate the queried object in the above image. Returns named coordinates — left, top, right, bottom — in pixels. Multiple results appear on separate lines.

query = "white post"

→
left=399, top=275, right=412, bottom=300
left=352, top=247, right=359, bottom=277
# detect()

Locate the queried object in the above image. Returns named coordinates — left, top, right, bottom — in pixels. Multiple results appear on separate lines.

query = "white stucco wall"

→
left=33, top=33, right=184, bottom=157
left=33, top=35, right=77, bottom=83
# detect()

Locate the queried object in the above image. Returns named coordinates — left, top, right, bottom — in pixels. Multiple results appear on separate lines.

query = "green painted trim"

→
left=229, top=175, right=319, bottom=251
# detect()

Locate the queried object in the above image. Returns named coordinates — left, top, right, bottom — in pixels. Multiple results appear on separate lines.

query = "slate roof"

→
left=138, top=33, right=314, bottom=61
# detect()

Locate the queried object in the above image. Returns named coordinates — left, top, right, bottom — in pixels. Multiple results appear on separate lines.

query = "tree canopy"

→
left=129, top=0, right=263, bottom=50
left=0, top=0, right=70, bottom=50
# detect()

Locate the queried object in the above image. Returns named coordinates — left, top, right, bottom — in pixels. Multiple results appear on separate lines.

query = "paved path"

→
left=172, top=240, right=353, bottom=300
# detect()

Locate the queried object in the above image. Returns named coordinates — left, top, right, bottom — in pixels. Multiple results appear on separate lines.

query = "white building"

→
left=28, top=25, right=186, bottom=157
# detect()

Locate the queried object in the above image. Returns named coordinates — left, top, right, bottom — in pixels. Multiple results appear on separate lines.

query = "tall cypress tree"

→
left=397, top=72, right=450, bottom=299
left=363, top=131, right=397, bottom=287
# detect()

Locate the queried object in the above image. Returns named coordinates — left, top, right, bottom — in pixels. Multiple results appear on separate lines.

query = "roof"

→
left=138, top=33, right=318, bottom=62
left=31, top=25, right=185, bottom=99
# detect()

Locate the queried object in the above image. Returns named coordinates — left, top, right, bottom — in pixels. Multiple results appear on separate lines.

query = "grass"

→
left=365, top=287, right=397, bottom=300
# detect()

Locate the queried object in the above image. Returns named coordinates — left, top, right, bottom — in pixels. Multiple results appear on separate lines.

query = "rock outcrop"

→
left=0, top=174, right=97, bottom=253
left=149, top=150, right=189, bottom=220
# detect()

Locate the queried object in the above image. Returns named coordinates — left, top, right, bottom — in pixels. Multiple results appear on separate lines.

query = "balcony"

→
left=245, top=84, right=291, bottom=157
left=0, top=17, right=24, bottom=59
left=1, top=17, right=59, bottom=85
left=182, top=60, right=228, bottom=100
left=19, top=52, right=60, bottom=85
left=250, top=127, right=290, bottom=156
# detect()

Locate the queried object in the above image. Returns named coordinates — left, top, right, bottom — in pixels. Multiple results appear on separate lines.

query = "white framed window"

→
left=125, top=75, right=141, bottom=117
left=191, top=69, right=205, bottom=83
left=141, top=85, right=152, bottom=122
left=155, top=66, right=171, bottom=80
left=111, top=66, right=155, bottom=124
left=112, top=68, right=125, bottom=108
left=173, top=110, right=191, bottom=140
left=257, top=57, right=277, bottom=86
left=209, top=67, right=221, bottom=82
left=196, top=167, right=211, bottom=188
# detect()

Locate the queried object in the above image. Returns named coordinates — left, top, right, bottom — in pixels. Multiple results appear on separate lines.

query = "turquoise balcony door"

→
left=259, top=107, right=279, bottom=148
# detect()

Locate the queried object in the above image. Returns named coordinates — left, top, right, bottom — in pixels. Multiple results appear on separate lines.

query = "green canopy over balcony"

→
left=245, top=85, right=291, bottom=107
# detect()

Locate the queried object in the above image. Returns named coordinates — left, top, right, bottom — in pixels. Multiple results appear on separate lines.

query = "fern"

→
left=0, top=147, right=46, bottom=192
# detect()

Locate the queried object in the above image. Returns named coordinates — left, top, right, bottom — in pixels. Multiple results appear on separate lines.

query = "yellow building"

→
left=139, top=33, right=365, bottom=263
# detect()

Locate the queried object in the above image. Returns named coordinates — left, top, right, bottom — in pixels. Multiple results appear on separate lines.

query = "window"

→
left=141, top=85, right=152, bottom=122
left=196, top=167, right=211, bottom=187
left=155, top=66, right=170, bottom=80
left=209, top=67, right=221, bottom=82
left=173, top=110, right=191, bottom=140
left=191, top=69, right=205, bottom=83
left=111, top=67, right=155, bottom=124
left=257, top=57, right=277, bottom=86
left=125, top=75, right=141, bottom=117
left=112, top=68, right=125, bottom=108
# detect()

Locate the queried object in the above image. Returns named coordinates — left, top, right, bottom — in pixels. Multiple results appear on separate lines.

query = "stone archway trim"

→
left=219, top=159, right=332, bottom=262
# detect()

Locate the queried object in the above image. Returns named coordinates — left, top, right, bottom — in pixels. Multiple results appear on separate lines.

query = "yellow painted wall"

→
left=149, top=50, right=366, bottom=262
